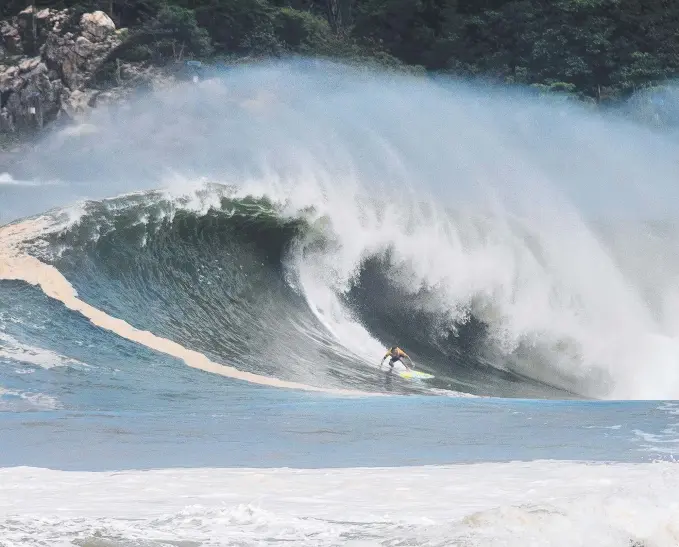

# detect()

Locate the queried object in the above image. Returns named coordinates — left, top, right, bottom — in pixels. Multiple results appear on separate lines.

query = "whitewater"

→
left=1, top=60, right=679, bottom=545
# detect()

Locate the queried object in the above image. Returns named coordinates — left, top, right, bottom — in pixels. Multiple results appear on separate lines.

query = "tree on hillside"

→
left=3, top=0, right=679, bottom=102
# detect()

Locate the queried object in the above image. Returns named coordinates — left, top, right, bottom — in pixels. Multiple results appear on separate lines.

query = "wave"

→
left=1, top=190, right=474, bottom=396
left=3, top=461, right=679, bottom=546
left=0, top=187, right=558, bottom=397
left=0, top=214, right=378, bottom=396
left=3, top=61, right=679, bottom=399
left=0, top=183, right=662, bottom=399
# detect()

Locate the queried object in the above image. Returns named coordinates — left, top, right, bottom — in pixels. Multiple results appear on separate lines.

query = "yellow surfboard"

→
left=398, top=370, right=435, bottom=380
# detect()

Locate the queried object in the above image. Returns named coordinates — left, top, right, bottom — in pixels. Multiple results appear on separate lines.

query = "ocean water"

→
left=1, top=61, right=679, bottom=546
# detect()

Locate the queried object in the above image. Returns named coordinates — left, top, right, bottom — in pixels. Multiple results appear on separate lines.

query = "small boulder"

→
left=18, top=56, right=42, bottom=73
left=74, top=36, right=94, bottom=58
left=0, top=109, right=15, bottom=132
left=0, top=66, right=19, bottom=90
left=36, top=9, right=52, bottom=22
left=61, top=88, right=96, bottom=119
left=80, top=11, right=115, bottom=43
left=1, top=21, right=24, bottom=55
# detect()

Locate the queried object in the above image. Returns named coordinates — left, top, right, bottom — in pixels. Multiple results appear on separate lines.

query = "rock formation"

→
left=0, top=7, right=169, bottom=138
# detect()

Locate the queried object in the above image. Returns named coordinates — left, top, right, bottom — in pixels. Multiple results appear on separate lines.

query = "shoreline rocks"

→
left=0, top=8, right=171, bottom=140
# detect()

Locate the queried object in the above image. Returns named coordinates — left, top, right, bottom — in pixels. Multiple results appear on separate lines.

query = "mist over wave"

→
left=5, top=60, right=679, bottom=399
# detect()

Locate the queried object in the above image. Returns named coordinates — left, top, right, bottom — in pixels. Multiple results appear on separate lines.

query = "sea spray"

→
left=3, top=60, right=679, bottom=398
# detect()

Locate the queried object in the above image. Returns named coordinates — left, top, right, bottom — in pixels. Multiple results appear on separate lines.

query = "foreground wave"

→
left=2, top=461, right=678, bottom=546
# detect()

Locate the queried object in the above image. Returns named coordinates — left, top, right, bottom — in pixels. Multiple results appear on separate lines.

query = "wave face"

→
left=7, top=60, right=679, bottom=399
left=33, top=190, right=397, bottom=393
left=24, top=189, right=547, bottom=397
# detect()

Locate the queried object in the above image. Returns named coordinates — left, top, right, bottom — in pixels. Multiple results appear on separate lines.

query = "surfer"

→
left=381, top=346, right=413, bottom=371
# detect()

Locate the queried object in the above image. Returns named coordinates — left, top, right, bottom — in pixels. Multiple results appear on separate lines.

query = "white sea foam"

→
left=0, top=173, right=30, bottom=186
left=634, top=402, right=679, bottom=456
left=0, top=461, right=677, bottom=546
left=0, top=387, right=61, bottom=411
left=0, top=172, right=60, bottom=187
left=0, top=332, right=88, bottom=370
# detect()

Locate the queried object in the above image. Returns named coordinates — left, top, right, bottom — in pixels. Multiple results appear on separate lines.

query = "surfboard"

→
left=398, top=370, right=435, bottom=380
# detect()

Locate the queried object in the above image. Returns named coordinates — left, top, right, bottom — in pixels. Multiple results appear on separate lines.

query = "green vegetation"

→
left=3, top=0, right=679, bottom=103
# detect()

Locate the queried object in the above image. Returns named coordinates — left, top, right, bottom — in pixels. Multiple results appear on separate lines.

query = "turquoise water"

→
left=2, top=389, right=676, bottom=470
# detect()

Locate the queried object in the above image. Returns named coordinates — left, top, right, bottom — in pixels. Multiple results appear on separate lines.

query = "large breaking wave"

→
left=14, top=188, right=564, bottom=398
left=4, top=60, right=679, bottom=399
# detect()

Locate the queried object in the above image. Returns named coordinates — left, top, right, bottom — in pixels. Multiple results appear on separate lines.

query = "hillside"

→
left=2, top=0, right=679, bottom=144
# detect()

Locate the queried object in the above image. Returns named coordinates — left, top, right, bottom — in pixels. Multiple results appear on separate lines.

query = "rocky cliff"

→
left=0, top=7, right=171, bottom=140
